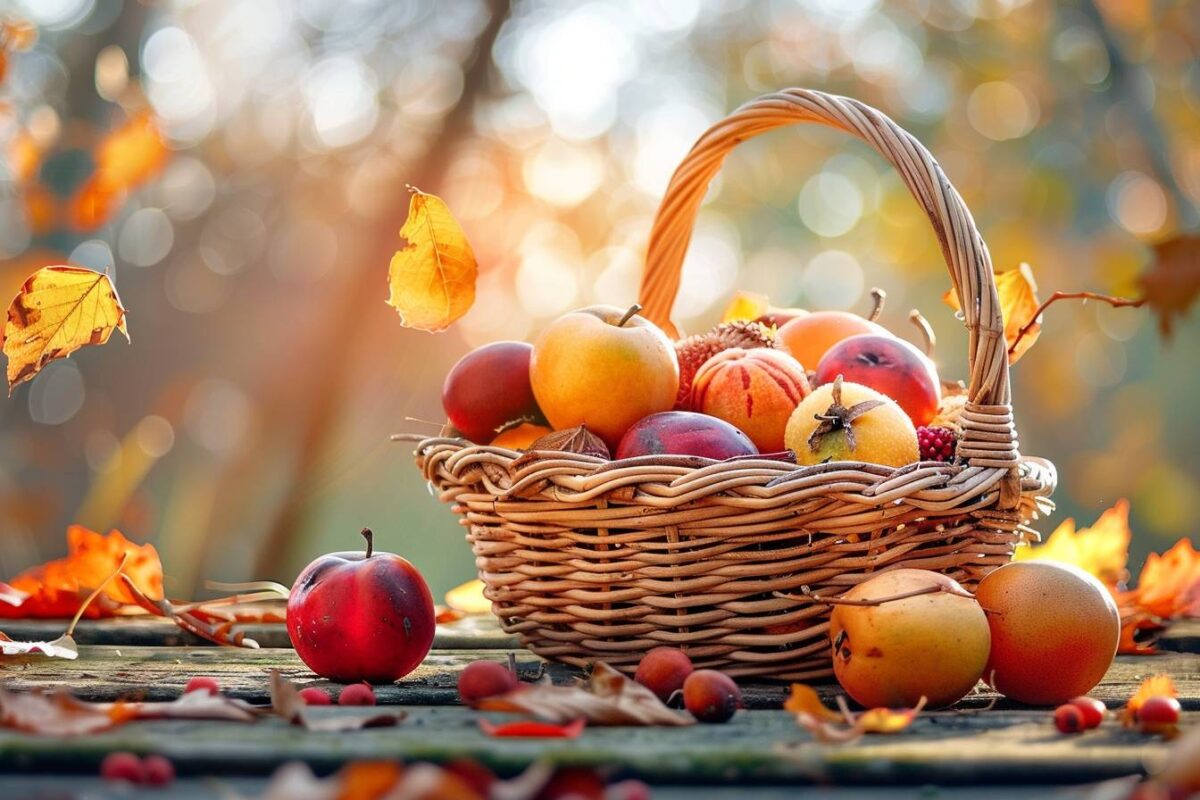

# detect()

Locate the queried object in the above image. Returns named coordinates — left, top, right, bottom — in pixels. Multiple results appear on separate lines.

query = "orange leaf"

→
left=793, top=697, right=925, bottom=743
left=943, top=262, right=1041, bottom=364
left=93, top=110, right=169, bottom=194
left=1127, top=538, right=1200, bottom=620
left=0, top=527, right=162, bottom=619
left=783, top=684, right=842, bottom=723
left=855, top=703, right=923, bottom=734
left=1121, top=674, right=1178, bottom=727
left=2, top=266, right=129, bottom=393
left=1014, top=499, right=1131, bottom=587
left=1139, top=234, right=1200, bottom=338
left=386, top=189, right=477, bottom=333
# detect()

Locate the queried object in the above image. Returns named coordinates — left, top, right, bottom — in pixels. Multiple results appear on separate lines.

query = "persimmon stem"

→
left=867, top=288, right=886, bottom=322
left=618, top=304, right=643, bottom=328
left=1008, top=291, right=1145, bottom=357
left=65, top=553, right=128, bottom=638
left=361, top=528, right=374, bottom=559
left=801, top=582, right=974, bottom=607
left=908, top=309, right=936, bottom=359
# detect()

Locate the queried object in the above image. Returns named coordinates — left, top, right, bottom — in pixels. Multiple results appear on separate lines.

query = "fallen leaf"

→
left=251, top=760, right=491, bottom=800
left=1015, top=499, right=1131, bottom=587
left=518, top=425, right=610, bottom=461
left=783, top=684, right=842, bottom=723
left=269, top=671, right=405, bottom=732
left=445, top=578, right=490, bottom=615
left=793, top=697, right=925, bottom=744
left=855, top=704, right=924, bottom=734
left=0, top=582, right=27, bottom=607
left=1139, top=234, right=1200, bottom=338
left=0, top=631, right=76, bottom=659
left=1121, top=674, right=1178, bottom=727
left=117, top=573, right=260, bottom=648
left=943, top=262, right=1041, bottom=364
left=477, top=662, right=693, bottom=726
left=0, top=686, right=256, bottom=736
left=114, top=690, right=259, bottom=724
left=479, top=718, right=586, bottom=738
left=386, top=189, right=477, bottom=333
left=2, top=266, right=129, bottom=393
left=1124, top=538, right=1200, bottom=620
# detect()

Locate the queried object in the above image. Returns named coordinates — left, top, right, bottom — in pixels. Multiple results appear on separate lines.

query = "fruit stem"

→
left=361, top=528, right=374, bottom=559
left=805, top=582, right=974, bottom=607
left=617, top=303, right=643, bottom=328
left=867, top=288, right=886, bottom=322
left=908, top=309, right=936, bottom=359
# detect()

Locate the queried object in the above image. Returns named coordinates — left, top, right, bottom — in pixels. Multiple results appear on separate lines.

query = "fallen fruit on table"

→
left=776, top=309, right=889, bottom=372
left=286, top=528, right=435, bottom=684
left=683, top=669, right=741, bottom=723
left=615, top=410, right=758, bottom=460
left=814, top=333, right=940, bottom=426
left=689, top=347, right=811, bottom=452
left=442, top=341, right=543, bottom=444
left=785, top=377, right=919, bottom=467
left=1138, top=695, right=1181, bottom=735
left=675, top=319, right=776, bottom=409
left=829, top=569, right=991, bottom=709
left=458, top=659, right=520, bottom=704
left=183, top=676, right=219, bottom=695
left=975, top=561, right=1119, bottom=705
left=338, top=682, right=377, bottom=706
left=100, top=752, right=145, bottom=784
left=634, top=647, right=694, bottom=704
left=141, top=754, right=176, bottom=787
left=1054, top=703, right=1087, bottom=734
left=1068, top=696, right=1106, bottom=729
left=530, top=304, right=679, bottom=449
left=298, top=687, right=332, bottom=705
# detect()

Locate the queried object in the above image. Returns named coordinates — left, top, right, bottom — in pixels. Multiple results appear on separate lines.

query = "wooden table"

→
left=0, top=616, right=1196, bottom=798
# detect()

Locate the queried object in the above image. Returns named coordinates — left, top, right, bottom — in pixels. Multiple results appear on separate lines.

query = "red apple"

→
left=813, top=334, right=940, bottom=426
left=615, top=411, right=758, bottom=460
left=443, top=341, right=542, bottom=444
left=287, top=529, right=436, bottom=684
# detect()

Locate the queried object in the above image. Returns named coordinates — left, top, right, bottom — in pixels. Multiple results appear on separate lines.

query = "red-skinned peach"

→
left=443, top=341, right=542, bottom=443
left=615, top=411, right=757, bottom=461
left=814, top=334, right=940, bottom=426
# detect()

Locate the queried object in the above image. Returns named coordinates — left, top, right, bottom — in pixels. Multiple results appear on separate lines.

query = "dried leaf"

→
left=269, top=671, right=405, bottom=732
left=0, top=631, right=76, bottom=659
left=782, top=684, right=842, bottom=723
left=445, top=578, right=490, bottom=615
left=386, top=189, right=477, bottom=333
left=115, top=690, right=259, bottom=724
left=479, top=718, right=586, bottom=738
left=1014, top=499, right=1131, bottom=587
left=477, top=662, right=693, bottom=726
left=1124, top=538, right=1200, bottom=620
left=722, top=290, right=771, bottom=322
left=253, top=760, right=491, bottom=800
left=793, top=697, right=925, bottom=744
left=943, top=262, right=1041, bottom=364
left=522, top=425, right=610, bottom=460
left=1120, top=674, right=1178, bottom=727
left=0, top=582, right=27, bottom=607
left=3, top=266, right=129, bottom=393
left=0, top=527, right=162, bottom=619
left=0, top=686, right=256, bottom=736
left=1139, top=234, right=1200, bottom=338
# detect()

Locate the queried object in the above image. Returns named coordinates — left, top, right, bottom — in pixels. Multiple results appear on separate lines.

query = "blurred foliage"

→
left=0, top=0, right=1196, bottom=596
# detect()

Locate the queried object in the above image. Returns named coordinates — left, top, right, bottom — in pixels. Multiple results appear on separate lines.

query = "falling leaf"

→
left=445, top=579, right=490, bottom=615
left=1015, top=499, right=1131, bottom=586
left=477, top=662, right=693, bottom=726
left=0, top=527, right=161, bottom=619
left=68, top=111, right=170, bottom=232
left=0, top=631, right=76, bottom=659
left=783, top=684, right=843, bottom=723
left=2, top=266, right=129, bottom=393
left=1120, top=674, right=1178, bottom=727
left=269, top=671, right=405, bottom=732
left=479, top=718, right=586, bottom=738
left=943, top=262, right=1041, bottom=364
left=386, top=189, right=477, bottom=333
left=1139, top=234, right=1200, bottom=338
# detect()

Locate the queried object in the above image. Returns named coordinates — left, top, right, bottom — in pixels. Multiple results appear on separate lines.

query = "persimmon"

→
left=975, top=561, right=1119, bottom=706
left=829, top=569, right=991, bottom=709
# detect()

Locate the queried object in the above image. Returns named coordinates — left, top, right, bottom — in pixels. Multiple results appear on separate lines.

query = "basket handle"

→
left=638, top=89, right=1018, bottom=472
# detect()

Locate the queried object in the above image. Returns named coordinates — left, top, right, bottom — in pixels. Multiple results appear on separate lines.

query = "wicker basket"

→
left=406, top=89, right=1057, bottom=681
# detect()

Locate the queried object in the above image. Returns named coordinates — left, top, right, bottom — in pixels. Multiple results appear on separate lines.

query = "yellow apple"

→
left=530, top=305, right=679, bottom=449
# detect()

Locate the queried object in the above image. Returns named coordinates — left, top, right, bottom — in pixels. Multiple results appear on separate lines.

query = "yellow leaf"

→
left=783, top=683, right=843, bottom=723
left=2, top=266, right=129, bottom=394
left=1014, top=499, right=1130, bottom=587
left=943, top=262, right=1042, bottom=364
left=722, top=291, right=771, bottom=323
left=855, top=703, right=923, bottom=734
left=444, top=578, right=490, bottom=614
left=386, top=189, right=477, bottom=333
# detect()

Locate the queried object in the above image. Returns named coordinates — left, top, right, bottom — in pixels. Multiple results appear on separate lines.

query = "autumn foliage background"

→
left=0, top=1, right=1196, bottom=598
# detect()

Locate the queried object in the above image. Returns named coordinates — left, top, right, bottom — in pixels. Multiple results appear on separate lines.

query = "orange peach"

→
left=776, top=311, right=889, bottom=371
left=689, top=348, right=811, bottom=452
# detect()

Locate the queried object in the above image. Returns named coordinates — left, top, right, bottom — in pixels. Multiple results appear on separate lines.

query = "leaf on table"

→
left=0, top=687, right=118, bottom=736
left=114, top=690, right=259, bottom=724
left=477, top=662, right=693, bottom=726
left=2, top=266, right=129, bottom=393
left=479, top=717, right=586, bottom=738
left=1139, top=234, right=1200, bottom=338
left=783, top=684, right=843, bottom=723
left=1123, top=538, right=1200, bottom=621
left=0, top=631, right=76, bottom=659
left=117, top=574, right=261, bottom=649
left=1120, top=674, right=1178, bottom=727
left=252, top=760, right=489, bottom=800
left=943, top=262, right=1041, bottom=364
left=1014, top=499, right=1131, bottom=587
left=0, top=526, right=162, bottom=619
left=0, top=582, right=27, bottom=607
left=269, top=671, right=405, bottom=732
left=445, top=578, right=490, bottom=615
left=788, top=687, right=924, bottom=744
left=386, top=189, right=477, bottom=333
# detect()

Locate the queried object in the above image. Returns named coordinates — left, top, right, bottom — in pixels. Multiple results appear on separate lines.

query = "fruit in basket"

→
left=683, top=670, right=741, bottom=723
left=784, top=377, right=918, bottom=467
left=635, top=647, right=694, bottom=704
left=530, top=304, right=679, bottom=449
left=615, top=411, right=757, bottom=460
left=917, top=425, right=958, bottom=462
left=490, top=422, right=553, bottom=449
left=674, top=320, right=776, bottom=408
left=776, top=311, right=890, bottom=372
left=442, top=341, right=543, bottom=444
left=814, top=334, right=940, bottom=426
left=689, top=348, right=811, bottom=452
left=458, top=659, right=520, bottom=704
left=974, top=561, right=1119, bottom=705
left=829, top=569, right=991, bottom=709
left=287, top=529, right=436, bottom=684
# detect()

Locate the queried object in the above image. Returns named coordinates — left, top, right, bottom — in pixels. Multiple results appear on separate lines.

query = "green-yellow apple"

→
left=530, top=304, right=679, bottom=449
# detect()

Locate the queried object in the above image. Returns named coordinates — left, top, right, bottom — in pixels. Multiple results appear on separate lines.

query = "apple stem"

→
left=617, top=303, right=643, bottom=328
left=867, top=288, right=886, bottom=322
left=361, top=528, right=374, bottom=559
left=908, top=309, right=937, bottom=359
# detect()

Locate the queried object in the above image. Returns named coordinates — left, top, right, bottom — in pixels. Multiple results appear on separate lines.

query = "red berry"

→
left=1138, top=696, right=1181, bottom=733
left=606, top=779, right=653, bottom=800
left=338, top=683, right=376, bottom=706
left=183, top=676, right=220, bottom=695
left=1068, top=696, right=1106, bottom=729
left=682, top=670, right=741, bottom=724
left=1054, top=704, right=1087, bottom=734
left=916, top=426, right=957, bottom=462
left=142, top=755, right=176, bottom=786
left=634, top=647, right=693, bottom=704
left=298, top=687, right=332, bottom=705
left=100, top=752, right=146, bottom=783
left=458, top=660, right=519, bottom=704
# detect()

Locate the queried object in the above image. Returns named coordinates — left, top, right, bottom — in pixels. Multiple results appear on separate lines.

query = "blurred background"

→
left=0, top=0, right=1196, bottom=598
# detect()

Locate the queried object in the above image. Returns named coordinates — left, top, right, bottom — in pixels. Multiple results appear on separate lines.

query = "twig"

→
left=117, top=574, right=260, bottom=648
left=65, top=554, right=128, bottom=638
left=867, top=288, right=886, bottom=322
left=1007, top=291, right=1145, bottom=357
left=172, top=590, right=288, bottom=614
left=908, top=310, right=936, bottom=359
left=204, top=580, right=290, bottom=597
